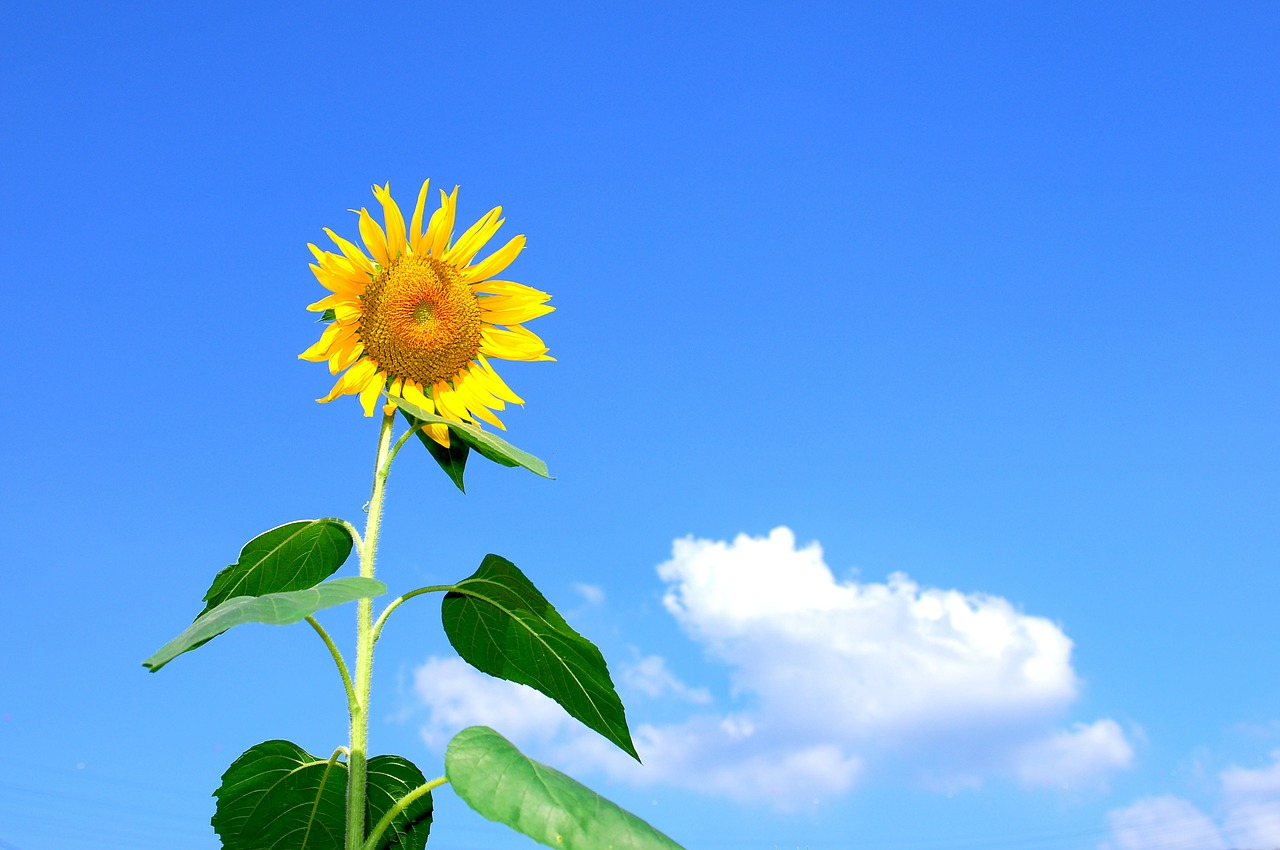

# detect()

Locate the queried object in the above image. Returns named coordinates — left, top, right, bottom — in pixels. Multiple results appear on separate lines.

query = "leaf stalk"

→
left=359, top=776, right=447, bottom=850
left=305, top=615, right=358, bottom=715
left=371, top=584, right=458, bottom=643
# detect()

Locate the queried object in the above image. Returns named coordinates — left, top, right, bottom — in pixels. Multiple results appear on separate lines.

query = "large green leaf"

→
left=143, top=577, right=385, bottom=671
left=442, top=555, right=637, bottom=760
left=446, top=727, right=681, bottom=850
left=388, top=396, right=550, bottom=479
left=213, top=740, right=433, bottom=850
left=201, top=519, right=356, bottom=616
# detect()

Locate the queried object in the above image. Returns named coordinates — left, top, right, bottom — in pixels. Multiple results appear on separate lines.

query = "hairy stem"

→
left=346, top=409, right=397, bottom=850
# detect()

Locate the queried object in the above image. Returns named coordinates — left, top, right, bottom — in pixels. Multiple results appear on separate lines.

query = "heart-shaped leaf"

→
left=213, top=740, right=433, bottom=850
left=202, top=519, right=356, bottom=615
left=144, top=577, right=385, bottom=671
left=442, top=555, right=636, bottom=759
left=446, top=726, right=681, bottom=850
left=389, top=396, right=549, bottom=480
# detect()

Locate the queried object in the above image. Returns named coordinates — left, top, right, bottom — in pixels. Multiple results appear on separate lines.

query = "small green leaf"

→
left=366, top=756, right=434, bottom=850
left=398, top=408, right=469, bottom=492
left=202, top=519, right=356, bottom=616
left=144, top=577, right=385, bottom=671
left=446, top=726, right=682, bottom=850
left=443, top=555, right=637, bottom=760
left=213, top=740, right=433, bottom=850
left=213, top=740, right=346, bottom=850
left=388, top=396, right=550, bottom=479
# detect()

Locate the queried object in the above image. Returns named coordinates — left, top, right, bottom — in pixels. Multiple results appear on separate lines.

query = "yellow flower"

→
left=300, top=182, right=553, bottom=445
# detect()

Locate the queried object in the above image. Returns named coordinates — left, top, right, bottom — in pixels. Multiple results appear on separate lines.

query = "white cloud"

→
left=571, top=582, right=605, bottom=606
left=621, top=655, right=712, bottom=704
left=657, top=528, right=1080, bottom=739
left=1220, top=749, right=1280, bottom=848
left=413, top=657, right=573, bottom=749
left=410, top=527, right=1130, bottom=806
left=1014, top=720, right=1134, bottom=790
left=1100, top=796, right=1226, bottom=850
left=1101, top=749, right=1280, bottom=850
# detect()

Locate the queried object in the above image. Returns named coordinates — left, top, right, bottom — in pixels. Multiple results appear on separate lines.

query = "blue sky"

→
left=2, top=2, right=1278, bottom=849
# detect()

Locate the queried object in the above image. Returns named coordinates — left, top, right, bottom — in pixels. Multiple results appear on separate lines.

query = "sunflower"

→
left=300, top=181, right=553, bottom=445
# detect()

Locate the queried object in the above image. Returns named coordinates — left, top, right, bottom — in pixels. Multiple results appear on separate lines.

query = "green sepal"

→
left=212, top=740, right=433, bottom=850
left=446, top=726, right=682, bottom=850
left=443, top=555, right=638, bottom=760
left=143, top=577, right=385, bottom=672
left=398, top=408, right=469, bottom=493
left=201, top=519, right=356, bottom=616
left=388, top=395, right=550, bottom=480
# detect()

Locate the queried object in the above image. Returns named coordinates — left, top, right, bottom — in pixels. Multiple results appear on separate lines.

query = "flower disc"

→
left=359, top=255, right=481, bottom=388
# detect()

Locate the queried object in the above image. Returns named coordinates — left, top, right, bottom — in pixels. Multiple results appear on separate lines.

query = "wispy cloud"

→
left=1101, top=749, right=1280, bottom=850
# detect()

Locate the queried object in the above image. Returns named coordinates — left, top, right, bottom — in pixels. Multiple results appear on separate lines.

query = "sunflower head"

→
left=300, top=181, right=554, bottom=445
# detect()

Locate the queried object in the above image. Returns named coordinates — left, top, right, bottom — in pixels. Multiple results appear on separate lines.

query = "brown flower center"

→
left=357, top=255, right=481, bottom=386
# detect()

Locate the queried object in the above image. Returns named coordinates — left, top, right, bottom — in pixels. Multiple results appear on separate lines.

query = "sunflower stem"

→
left=346, top=408, right=397, bottom=850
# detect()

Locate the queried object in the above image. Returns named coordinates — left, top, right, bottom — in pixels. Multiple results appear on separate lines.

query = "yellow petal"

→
left=333, top=304, right=362, bottom=322
left=455, top=366, right=507, bottom=429
left=359, top=370, right=386, bottom=416
left=462, top=234, right=526, bottom=284
left=299, top=321, right=345, bottom=361
left=322, top=378, right=353, bottom=404
left=358, top=208, right=390, bottom=267
left=328, top=338, right=363, bottom=374
left=324, top=228, right=375, bottom=275
left=469, top=279, right=551, bottom=300
left=400, top=380, right=434, bottom=412
left=409, top=179, right=430, bottom=253
left=479, top=325, right=551, bottom=361
left=475, top=354, right=525, bottom=404
left=445, top=207, right=503, bottom=267
left=426, top=423, right=451, bottom=447
left=310, top=263, right=362, bottom=296
left=433, top=381, right=470, bottom=422
left=319, top=358, right=375, bottom=402
left=479, top=299, right=555, bottom=326
left=426, top=187, right=458, bottom=256
left=307, top=292, right=357, bottom=313
left=467, top=401, right=506, bottom=430
left=373, top=183, right=407, bottom=260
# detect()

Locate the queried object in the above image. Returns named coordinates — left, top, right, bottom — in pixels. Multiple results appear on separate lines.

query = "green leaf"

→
left=201, top=519, right=356, bottom=616
left=144, top=577, right=385, bottom=672
left=398, top=408, right=470, bottom=493
left=213, top=740, right=346, bottom=850
left=388, top=395, right=550, bottom=479
left=213, top=740, right=433, bottom=850
left=446, top=726, right=682, bottom=850
left=365, top=756, right=435, bottom=850
left=443, top=555, right=637, bottom=760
